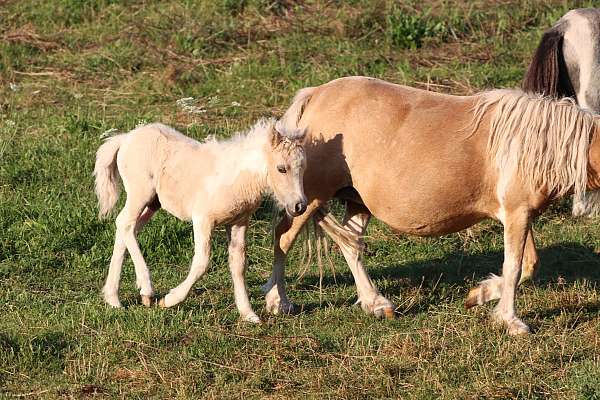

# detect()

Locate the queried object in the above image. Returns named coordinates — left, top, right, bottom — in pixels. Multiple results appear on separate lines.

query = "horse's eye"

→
left=277, top=165, right=287, bottom=174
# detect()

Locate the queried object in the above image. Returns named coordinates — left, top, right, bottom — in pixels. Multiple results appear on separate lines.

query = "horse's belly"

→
left=378, top=211, right=487, bottom=236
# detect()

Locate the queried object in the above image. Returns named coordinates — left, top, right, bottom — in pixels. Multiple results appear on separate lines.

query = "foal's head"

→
left=265, top=122, right=307, bottom=217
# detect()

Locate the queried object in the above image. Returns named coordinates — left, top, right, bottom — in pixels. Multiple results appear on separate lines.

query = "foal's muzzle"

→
left=287, top=200, right=307, bottom=217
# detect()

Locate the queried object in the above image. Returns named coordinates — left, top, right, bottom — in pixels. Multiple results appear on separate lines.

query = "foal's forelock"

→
left=472, top=90, right=597, bottom=197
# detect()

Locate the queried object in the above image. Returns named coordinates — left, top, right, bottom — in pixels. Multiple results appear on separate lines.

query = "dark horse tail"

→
left=522, top=22, right=576, bottom=98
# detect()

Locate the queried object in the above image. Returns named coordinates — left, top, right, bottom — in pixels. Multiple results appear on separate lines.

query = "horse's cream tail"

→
left=94, top=134, right=126, bottom=219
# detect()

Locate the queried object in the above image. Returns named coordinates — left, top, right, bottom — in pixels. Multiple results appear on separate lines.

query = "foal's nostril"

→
left=294, top=202, right=307, bottom=215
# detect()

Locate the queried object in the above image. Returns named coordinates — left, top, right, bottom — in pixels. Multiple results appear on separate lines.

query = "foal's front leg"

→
left=493, top=208, right=531, bottom=335
left=227, top=220, right=260, bottom=323
left=160, top=216, right=212, bottom=308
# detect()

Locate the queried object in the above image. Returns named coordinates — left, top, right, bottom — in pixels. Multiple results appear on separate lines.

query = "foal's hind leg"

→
left=339, top=202, right=394, bottom=319
left=465, top=229, right=537, bottom=309
left=134, top=197, right=161, bottom=306
left=263, top=200, right=324, bottom=315
left=103, top=195, right=156, bottom=307
left=103, top=229, right=128, bottom=308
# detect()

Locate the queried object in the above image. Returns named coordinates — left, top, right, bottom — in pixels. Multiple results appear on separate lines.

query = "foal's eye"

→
left=277, top=165, right=287, bottom=174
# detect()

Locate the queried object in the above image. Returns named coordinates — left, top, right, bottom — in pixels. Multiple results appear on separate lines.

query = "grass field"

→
left=3, top=0, right=600, bottom=398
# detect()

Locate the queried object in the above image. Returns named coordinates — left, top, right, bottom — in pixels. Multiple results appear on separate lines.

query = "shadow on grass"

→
left=293, top=242, right=600, bottom=316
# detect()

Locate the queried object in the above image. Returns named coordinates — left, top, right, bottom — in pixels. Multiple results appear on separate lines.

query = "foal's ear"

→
left=270, top=123, right=284, bottom=147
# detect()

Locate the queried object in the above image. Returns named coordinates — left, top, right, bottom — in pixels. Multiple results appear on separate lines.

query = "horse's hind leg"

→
left=465, top=228, right=538, bottom=308
left=263, top=200, right=324, bottom=315
left=339, top=202, right=394, bottom=319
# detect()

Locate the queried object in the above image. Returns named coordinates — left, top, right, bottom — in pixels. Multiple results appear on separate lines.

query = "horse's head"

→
left=266, top=122, right=307, bottom=217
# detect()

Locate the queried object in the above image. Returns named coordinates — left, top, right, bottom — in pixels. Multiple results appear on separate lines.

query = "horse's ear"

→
left=297, top=127, right=308, bottom=141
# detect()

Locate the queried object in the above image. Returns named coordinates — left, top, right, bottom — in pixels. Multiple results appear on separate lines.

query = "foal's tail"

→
left=521, top=22, right=575, bottom=98
left=94, top=134, right=126, bottom=219
left=278, top=86, right=317, bottom=129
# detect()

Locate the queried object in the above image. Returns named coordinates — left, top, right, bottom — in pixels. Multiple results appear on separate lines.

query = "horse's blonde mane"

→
left=472, top=89, right=597, bottom=197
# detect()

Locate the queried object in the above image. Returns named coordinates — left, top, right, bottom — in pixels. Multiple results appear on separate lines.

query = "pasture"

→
left=2, top=0, right=600, bottom=398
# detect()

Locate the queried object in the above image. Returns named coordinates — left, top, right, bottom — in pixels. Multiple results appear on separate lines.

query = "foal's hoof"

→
left=141, top=295, right=153, bottom=307
left=158, top=298, right=167, bottom=308
left=103, top=293, right=123, bottom=309
left=242, top=313, right=262, bottom=324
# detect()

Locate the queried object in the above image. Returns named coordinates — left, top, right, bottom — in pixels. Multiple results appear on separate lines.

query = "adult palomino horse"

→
left=523, top=7, right=600, bottom=216
left=94, top=119, right=308, bottom=322
left=262, top=76, right=600, bottom=335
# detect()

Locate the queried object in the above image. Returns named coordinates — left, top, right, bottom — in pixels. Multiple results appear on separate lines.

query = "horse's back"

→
left=299, top=77, right=498, bottom=235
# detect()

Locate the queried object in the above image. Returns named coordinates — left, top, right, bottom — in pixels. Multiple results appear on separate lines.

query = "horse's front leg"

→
left=465, top=228, right=538, bottom=308
left=227, top=220, right=259, bottom=323
left=160, top=216, right=212, bottom=308
left=339, top=202, right=395, bottom=319
left=493, top=208, right=531, bottom=335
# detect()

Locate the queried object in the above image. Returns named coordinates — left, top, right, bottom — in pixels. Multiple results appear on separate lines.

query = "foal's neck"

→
left=222, top=131, right=270, bottom=205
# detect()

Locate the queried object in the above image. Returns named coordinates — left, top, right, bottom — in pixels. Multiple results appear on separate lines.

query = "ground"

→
left=2, top=0, right=600, bottom=398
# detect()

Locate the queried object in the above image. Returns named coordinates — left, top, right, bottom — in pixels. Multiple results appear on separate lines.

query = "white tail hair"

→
left=94, top=135, right=126, bottom=219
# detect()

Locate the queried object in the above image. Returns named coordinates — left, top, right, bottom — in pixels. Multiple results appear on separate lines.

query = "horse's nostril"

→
left=295, top=202, right=307, bottom=214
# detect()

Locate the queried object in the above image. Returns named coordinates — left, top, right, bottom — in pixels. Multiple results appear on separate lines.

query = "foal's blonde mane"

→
left=472, top=89, right=598, bottom=197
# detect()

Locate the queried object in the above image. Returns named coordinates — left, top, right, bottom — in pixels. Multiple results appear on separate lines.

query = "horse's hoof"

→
left=141, top=295, right=152, bottom=307
left=361, top=295, right=395, bottom=318
left=507, top=320, right=531, bottom=336
left=465, top=287, right=482, bottom=309
left=264, top=287, right=295, bottom=315
left=265, top=300, right=295, bottom=315
left=158, top=298, right=166, bottom=308
left=383, top=307, right=395, bottom=319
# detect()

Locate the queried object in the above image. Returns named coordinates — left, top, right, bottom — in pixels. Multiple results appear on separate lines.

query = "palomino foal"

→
left=94, top=119, right=307, bottom=322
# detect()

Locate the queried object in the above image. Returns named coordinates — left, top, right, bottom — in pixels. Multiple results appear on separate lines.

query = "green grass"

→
left=2, top=0, right=600, bottom=398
